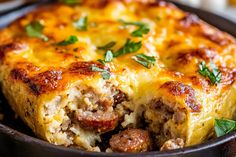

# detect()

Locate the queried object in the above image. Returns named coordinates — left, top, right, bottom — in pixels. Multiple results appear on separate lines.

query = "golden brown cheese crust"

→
left=10, top=61, right=107, bottom=95
left=0, top=0, right=236, bottom=152
left=0, top=1, right=235, bottom=96
left=159, top=81, right=201, bottom=112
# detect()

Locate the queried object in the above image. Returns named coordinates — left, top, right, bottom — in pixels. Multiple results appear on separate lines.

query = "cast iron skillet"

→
left=0, top=1, right=236, bottom=157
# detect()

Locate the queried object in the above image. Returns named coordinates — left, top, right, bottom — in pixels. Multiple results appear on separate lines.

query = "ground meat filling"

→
left=160, top=138, right=184, bottom=151
left=109, top=129, right=151, bottom=152
left=76, top=110, right=119, bottom=133
left=149, top=99, right=187, bottom=125
left=113, top=89, right=128, bottom=106
left=73, top=86, right=128, bottom=134
left=42, top=83, right=131, bottom=151
left=143, top=81, right=202, bottom=149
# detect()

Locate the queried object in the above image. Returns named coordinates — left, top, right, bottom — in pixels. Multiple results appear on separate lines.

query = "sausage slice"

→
left=76, top=111, right=118, bottom=133
left=109, top=129, right=151, bottom=152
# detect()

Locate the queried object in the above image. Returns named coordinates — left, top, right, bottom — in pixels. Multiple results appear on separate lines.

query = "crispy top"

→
left=0, top=0, right=235, bottom=108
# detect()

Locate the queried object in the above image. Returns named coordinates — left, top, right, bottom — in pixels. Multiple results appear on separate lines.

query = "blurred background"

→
left=171, top=0, right=236, bottom=22
left=0, top=0, right=36, bottom=13
left=0, top=0, right=235, bottom=22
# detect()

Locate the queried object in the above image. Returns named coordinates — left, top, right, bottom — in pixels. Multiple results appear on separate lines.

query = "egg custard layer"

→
left=0, top=0, right=236, bottom=153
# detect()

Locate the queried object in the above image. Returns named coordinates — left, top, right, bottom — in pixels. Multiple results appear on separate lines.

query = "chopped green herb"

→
left=118, top=20, right=145, bottom=27
left=119, top=20, right=150, bottom=37
left=60, top=0, right=82, bottom=5
left=25, top=21, right=48, bottom=41
left=104, top=50, right=113, bottom=62
left=131, top=25, right=150, bottom=37
left=198, top=61, right=221, bottom=85
left=132, top=53, right=156, bottom=68
left=97, top=59, right=106, bottom=65
left=73, top=16, right=88, bottom=31
left=101, top=71, right=111, bottom=80
left=74, top=55, right=79, bottom=58
left=214, top=119, right=236, bottom=137
left=97, top=41, right=116, bottom=50
left=91, top=65, right=105, bottom=72
left=57, top=35, right=78, bottom=46
left=113, top=39, right=142, bottom=57
left=91, top=65, right=111, bottom=80
left=97, top=50, right=114, bottom=65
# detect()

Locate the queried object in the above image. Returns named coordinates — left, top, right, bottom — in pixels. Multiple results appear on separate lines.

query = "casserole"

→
left=0, top=0, right=236, bottom=156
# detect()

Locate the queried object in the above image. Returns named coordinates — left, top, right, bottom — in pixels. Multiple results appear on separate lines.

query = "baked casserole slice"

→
left=0, top=0, right=236, bottom=152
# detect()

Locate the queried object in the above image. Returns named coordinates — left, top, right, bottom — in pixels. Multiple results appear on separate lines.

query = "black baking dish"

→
left=0, top=1, right=236, bottom=157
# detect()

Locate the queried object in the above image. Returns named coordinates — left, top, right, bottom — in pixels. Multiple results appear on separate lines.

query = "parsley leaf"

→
left=132, top=53, right=156, bottom=68
left=97, top=50, right=114, bottom=65
left=97, top=41, right=116, bottom=50
left=60, top=0, right=82, bottom=5
left=73, top=16, right=88, bottom=31
left=215, top=119, right=236, bottom=137
left=97, top=59, right=106, bottom=65
left=25, top=21, right=48, bottom=41
left=118, top=20, right=146, bottom=27
left=101, top=71, right=111, bottom=80
left=198, top=61, right=221, bottom=85
left=104, top=50, right=113, bottom=62
left=91, top=65, right=104, bottom=72
left=119, top=20, right=150, bottom=37
left=131, top=25, right=150, bottom=37
left=90, top=65, right=111, bottom=80
left=56, top=35, right=78, bottom=46
left=113, top=39, right=142, bottom=57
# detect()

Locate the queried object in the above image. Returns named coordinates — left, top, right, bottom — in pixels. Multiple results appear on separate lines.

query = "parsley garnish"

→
left=132, top=25, right=150, bottom=37
left=198, top=61, right=221, bottom=85
left=97, top=59, right=106, bottom=65
left=97, top=41, right=116, bottom=50
left=119, top=20, right=150, bottom=37
left=104, top=50, right=113, bottom=62
left=25, top=21, right=48, bottom=41
left=132, top=54, right=156, bottom=68
left=73, top=16, right=88, bottom=31
left=113, top=39, right=142, bottom=57
left=98, top=50, right=114, bottom=65
left=60, top=0, right=82, bottom=5
left=56, top=35, right=78, bottom=46
left=91, top=65, right=111, bottom=80
left=97, top=42, right=115, bottom=65
left=215, top=119, right=236, bottom=137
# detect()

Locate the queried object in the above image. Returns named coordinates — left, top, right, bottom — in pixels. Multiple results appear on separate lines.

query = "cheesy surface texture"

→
left=0, top=0, right=236, bottom=152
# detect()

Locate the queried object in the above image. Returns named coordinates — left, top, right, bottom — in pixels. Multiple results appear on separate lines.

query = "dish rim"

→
left=1, top=123, right=236, bottom=156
